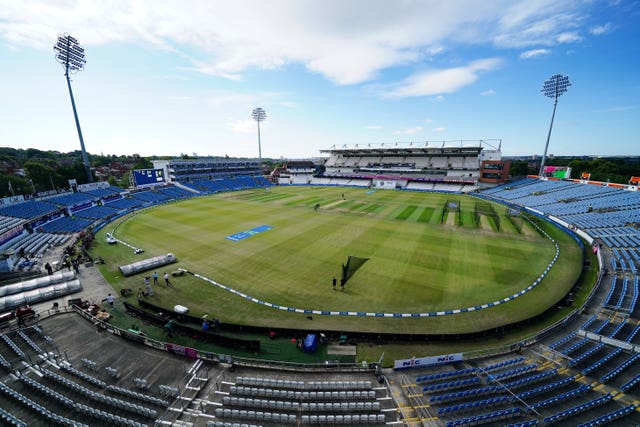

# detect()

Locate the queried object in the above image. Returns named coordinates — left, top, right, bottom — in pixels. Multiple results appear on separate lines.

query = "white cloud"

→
left=480, top=89, right=496, bottom=96
left=520, top=48, right=551, bottom=59
left=0, top=0, right=594, bottom=85
left=590, top=23, right=612, bottom=35
left=394, top=126, right=423, bottom=135
left=383, top=58, right=502, bottom=98
left=366, top=125, right=383, bottom=130
left=432, top=127, right=446, bottom=132
left=556, top=32, right=583, bottom=43
left=228, top=119, right=256, bottom=133
left=424, top=118, right=433, bottom=124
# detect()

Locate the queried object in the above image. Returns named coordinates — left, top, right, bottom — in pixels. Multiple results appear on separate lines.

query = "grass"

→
left=91, top=187, right=583, bottom=336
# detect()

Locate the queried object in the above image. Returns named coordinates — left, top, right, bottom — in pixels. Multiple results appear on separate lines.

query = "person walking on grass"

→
left=164, top=272, right=173, bottom=288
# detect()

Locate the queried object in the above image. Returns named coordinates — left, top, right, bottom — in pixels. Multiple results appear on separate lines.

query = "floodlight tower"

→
left=252, top=107, right=266, bottom=160
left=539, top=74, right=571, bottom=177
left=54, top=33, right=92, bottom=182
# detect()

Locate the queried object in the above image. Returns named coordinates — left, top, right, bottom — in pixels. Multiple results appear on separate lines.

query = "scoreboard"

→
left=132, top=168, right=165, bottom=187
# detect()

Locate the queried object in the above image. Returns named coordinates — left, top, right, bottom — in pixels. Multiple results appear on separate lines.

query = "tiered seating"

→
left=422, top=376, right=480, bottom=392
left=515, top=376, right=577, bottom=400
left=506, top=420, right=538, bottom=427
left=416, top=367, right=476, bottom=383
left=1, top=333, right=26, bottom=359
left=105, top=384, right=169, bottom=407
left=105, top=197, right=142, bottom=210
left=44, top=192, right=94, bottom=207
left=74, top=205, right=118, bottom=220
left=60, top=363, right=107, bottom=388
left=482, top=357, right=525, bottom=372
left=429, top=384, right=502, bottom=404
left=577, top=404, right=637, bottom=427
left=301, top=413, right=385, bottom=424
left=0, top=200, right=58, bottom=219
left=530, top=384, right=591, bottom=410
left=18, top=372, right=76, bottom=408
left=502, top=368, right=558, bottom=389
left=74, top=403, right=147, bottom=427
left=0, top=406, right=27, bottom=427
left=582, top=348, right=623, bottom=374
left=437, top=395, right=509, bottom=415
left=543, top=394, right=612, bottom=424
left=0, top=382, right=88, bottom=427
left=214, top=407, right=297, bottom=424
left=600, top=352, right=640, bottom=383
left=43, top=369, right=157, bottom=418
left=229, top=386, right=375, bottom=400
left=81, top=186, right=123, bottom=198
left=0, top=353, right=12, bottom=371
left=620, top=372, right=640, bottom=392
left=39, top=216, right=93, bottom=233
left=157, top=186, right=193, bottom=198
left=17, top=330, right=43, bottom=354
left=487, top=364, right=537, bottom=382
left=570, top=343, right=605, bottom=367
left=131, top=190, right=171, bottom=203
left=444, top=407, right=521, bottom=427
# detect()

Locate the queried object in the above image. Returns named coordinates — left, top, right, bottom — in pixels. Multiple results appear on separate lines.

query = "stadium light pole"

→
left=539, top=74, right=571, bottom=177
left=252, top=107, right=266, bottom=161
left=54, top=33, right=92, bottom=183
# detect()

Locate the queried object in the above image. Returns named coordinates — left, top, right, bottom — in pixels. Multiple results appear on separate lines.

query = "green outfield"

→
left=93, top=186, right=584, bottom=335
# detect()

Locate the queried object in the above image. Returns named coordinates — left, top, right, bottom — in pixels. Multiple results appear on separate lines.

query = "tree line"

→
left=509, top=157, right=640, bottom=184
left=0, top=147, right=153, bottom=198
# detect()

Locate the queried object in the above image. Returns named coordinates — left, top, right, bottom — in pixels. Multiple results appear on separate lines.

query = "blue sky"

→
left=0, top=0, right=638, bottom=159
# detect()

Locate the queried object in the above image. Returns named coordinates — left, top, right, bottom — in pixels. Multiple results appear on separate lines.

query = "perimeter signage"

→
left=393, top=353, right=463, bottom=370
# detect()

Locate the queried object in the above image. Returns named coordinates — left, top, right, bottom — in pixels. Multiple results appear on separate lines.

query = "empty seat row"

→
left=43, top=369, right=157, bottom=418
left=19, top=372, right=75, bottom=408
left=530, top=384, right=591, bottom=410
left=306, top=380, right=371, bottom=390
left=207, top=422, right=261, bottom=427
left=506, top=420, right=539, bottom=427
left=1, top=334, right=26, bottom=359
left=61, top=363, right=107, bottom=388
left=106, top=384, right=169, bottom=407
left=482, top=357, right=525, bottom=372
left=503, top=368, right=557, bottom=390
left=235, top=376, right=305, bottom=389
left=0, top=382, right=88, bottom=427
left=600, top=352, right=640, bottom=383
left=301, top=413, right=385, bottom=424
left=437, top=395, right=508, bottom=415
left=582, top=348, right=623, bottom=375
left=445, top=407, right=521, bottom=427
left=416, top=367, right=476, bottom=384
left=488, top=364, right=537, bottom=382
left=214, top=408, right=296, bottom=424
left=515, top=376, right=576, bottom=400
left=423, top=376, right=480, bottom=392
left=75, top=403, right=146, bottom=427
left=0, top=406, right=27, bottom=427
left=229, top=386, right=375, bottom=400
left=620, top=372, right=640, bottom=392
left=235, top=377, right=371, bottom=391
left=577, top=403, right=638, bottom=427
left=543, top=394, right=612, bottom=424
left=17, top=330, right=43, bottom=354
left=0, top=353, right=12, bottom=371
left=428, top=385, right=501, bottom=404
left=223, top=396, right=300, bottom=411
